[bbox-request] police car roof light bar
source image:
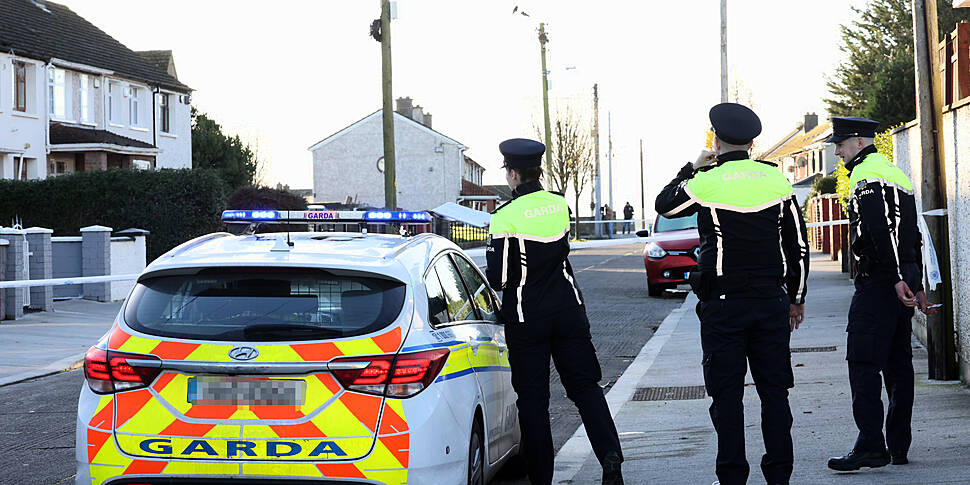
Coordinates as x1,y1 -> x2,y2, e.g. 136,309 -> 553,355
221,209 -> 432,225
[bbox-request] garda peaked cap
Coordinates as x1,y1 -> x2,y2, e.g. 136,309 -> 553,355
500,138 -> 545,169
710,103 -> 762,145
827,116 -> 879,143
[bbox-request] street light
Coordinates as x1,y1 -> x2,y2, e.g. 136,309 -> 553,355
512,6 -> 553,173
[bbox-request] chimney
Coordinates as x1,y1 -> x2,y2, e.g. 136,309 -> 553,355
411,105 -> 425,125
395,97 -> 413,116
804,112 -> 818,133
423,112 -> 432,129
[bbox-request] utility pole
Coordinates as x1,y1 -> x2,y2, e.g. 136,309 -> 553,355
593,84 -> 602,237
912,0 -> 957,379
380,0 -> 396,211
607,111 -> 614,214
539,23 -> 553,172
640,139 -> 646,231
720,0 -> 729,102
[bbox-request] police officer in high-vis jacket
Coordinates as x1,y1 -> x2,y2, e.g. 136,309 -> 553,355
655,104 -> 810,485
826,117 -> 936,472
486,138 -> 623,485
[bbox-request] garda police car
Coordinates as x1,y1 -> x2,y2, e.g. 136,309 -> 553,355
76,210 -> 519,485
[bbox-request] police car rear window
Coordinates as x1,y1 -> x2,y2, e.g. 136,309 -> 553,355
124,268 -> 405,342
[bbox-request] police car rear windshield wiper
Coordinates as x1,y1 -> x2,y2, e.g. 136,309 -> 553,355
241,324 -> 343,339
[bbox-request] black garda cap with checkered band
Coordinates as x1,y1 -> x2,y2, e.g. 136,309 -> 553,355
827,117 -> 879,143
709,103 -> 762,145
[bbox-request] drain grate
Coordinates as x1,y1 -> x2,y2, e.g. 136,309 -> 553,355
632,386 -> 707,401
791,346 -> 837,353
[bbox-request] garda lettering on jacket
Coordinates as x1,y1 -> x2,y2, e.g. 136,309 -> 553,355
138,438 -> 347,458
720,171 -> 767,182
524,204 -> 562,219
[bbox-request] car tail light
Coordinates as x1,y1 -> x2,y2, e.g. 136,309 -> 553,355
331,348 -> 449,398
84,347 -> 162,394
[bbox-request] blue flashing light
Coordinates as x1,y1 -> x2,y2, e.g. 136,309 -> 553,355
222,210 -> 279,221
363,211 -> 431,222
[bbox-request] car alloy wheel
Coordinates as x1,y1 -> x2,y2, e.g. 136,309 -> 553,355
468,418 -> 485,485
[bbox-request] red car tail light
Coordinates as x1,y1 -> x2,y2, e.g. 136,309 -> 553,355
331,348 -> 449,398
84,347 -> 162,394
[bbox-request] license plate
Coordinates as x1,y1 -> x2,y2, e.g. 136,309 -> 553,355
187,376 -> 306,406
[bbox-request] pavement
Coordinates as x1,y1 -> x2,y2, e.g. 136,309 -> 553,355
0,299 -> 121,386
554,253 -> 970,484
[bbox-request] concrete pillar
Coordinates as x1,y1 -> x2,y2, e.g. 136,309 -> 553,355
81,225 -> 112,302
24,227 -> 54,311
0,228 -> 27,320
0,239 -> 7,320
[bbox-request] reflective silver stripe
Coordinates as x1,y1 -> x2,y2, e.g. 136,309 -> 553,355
489,228 -> 570,243
684,185 -> 794,214
778,203 -> 788,279
563,261 -> 583,305
517,238 -> 527,322
892,187 -> 904,280
788,197 -> 808,301
500,237 -> 509,289
663,197 -> 695,217
882,184 -> 902,279
712,208 -> 724,276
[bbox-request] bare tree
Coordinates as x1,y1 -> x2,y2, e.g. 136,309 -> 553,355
536,107 -> 593,238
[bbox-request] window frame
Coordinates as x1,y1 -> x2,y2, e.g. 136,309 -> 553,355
448,252 -> 500,324
79,73 -> 92,124
423,250 -> 484,329
129,86 -> 140,126
159,92 -> 170,133
13,61 -> 27,112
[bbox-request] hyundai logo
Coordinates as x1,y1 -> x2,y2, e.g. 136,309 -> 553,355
229,346 -> 259,361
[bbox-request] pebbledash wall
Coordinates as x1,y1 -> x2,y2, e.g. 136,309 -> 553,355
892,97 -> 970,384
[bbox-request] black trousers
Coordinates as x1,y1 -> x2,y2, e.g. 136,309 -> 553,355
506,306 -> 622,485
698,295 -> 794,485
846,276 -> 915,455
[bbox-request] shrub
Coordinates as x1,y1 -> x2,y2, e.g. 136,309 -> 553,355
0,168 -> 228,262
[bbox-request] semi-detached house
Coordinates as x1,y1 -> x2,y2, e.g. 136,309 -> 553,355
0,0 -> 192,180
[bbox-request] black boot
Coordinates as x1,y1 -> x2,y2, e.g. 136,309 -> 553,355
601,451 -> 624,485
827,449 -> 890,471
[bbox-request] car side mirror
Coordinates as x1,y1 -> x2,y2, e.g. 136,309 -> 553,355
636,229 -> 651,238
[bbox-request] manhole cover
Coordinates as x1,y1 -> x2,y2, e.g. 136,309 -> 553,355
791,346 -> 837,353
632,386 -> 707,401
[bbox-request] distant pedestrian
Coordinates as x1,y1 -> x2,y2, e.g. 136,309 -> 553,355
605,205 -> 614,238
622,202 -> 634,234
825,117 -> 937,473
656,103 -> 810,485
486,138 -> 624,485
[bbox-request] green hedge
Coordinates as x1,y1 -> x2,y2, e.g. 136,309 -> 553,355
0,169 -> 228,262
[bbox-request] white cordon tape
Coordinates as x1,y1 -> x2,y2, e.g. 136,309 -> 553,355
0,273 -> 140,289
805,219 -> 849,228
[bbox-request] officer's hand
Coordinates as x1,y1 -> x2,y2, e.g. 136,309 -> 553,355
789,304 -> 804,332
894,281 -> 918,307
916,291 -> 938,315
693,150 -> 716,169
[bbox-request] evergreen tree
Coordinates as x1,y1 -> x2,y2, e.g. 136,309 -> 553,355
825,0 -> 970,126
191,107 -> 260,190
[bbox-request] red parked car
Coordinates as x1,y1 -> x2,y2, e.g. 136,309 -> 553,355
640,213 -> 700,297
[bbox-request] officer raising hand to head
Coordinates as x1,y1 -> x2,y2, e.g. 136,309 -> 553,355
656,103 -> 810,485
486,139 -> 623,485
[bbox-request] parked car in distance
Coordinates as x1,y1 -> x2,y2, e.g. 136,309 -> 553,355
640,213 -> 700,297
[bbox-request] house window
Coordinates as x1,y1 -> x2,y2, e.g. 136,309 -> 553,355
14,61 -> 27,112
130,86 -> 140,126
80,74 -> 92,123
108,82 -> 116,123
159,93 -> 170,133
49,68 -> 68,119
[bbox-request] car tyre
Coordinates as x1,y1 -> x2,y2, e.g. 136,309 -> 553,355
468,416 -> 485,485
648,282 -> 664,297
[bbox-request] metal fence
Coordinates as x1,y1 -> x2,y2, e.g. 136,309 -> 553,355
439,220 -> 489,249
